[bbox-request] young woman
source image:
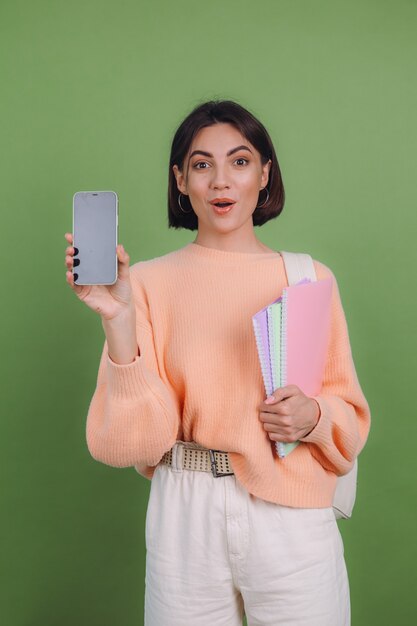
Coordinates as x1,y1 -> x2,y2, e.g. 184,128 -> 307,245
64,99 -> 371,626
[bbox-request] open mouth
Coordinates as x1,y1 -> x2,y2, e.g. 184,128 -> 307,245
211,199 -> 236,214
213,202 -> 233,208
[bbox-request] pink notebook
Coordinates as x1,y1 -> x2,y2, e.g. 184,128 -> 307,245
283,277 -> 333,396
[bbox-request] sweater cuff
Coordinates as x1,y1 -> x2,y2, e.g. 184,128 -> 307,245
106,353 -> 156,402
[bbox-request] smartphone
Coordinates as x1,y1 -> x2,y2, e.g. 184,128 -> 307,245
72,190 -> 118,285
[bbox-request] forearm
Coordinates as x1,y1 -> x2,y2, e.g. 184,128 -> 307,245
101,306 -> 139,365
86,325 -> 181,468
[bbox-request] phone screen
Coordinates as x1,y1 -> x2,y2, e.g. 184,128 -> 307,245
72,191 -> 118,285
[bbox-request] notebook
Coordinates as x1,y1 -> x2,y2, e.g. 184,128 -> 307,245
252,276 -> 333,458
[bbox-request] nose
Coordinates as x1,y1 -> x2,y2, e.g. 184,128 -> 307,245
209,165 -> 230,190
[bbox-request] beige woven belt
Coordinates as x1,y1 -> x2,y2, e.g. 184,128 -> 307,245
159,441 -> 234,478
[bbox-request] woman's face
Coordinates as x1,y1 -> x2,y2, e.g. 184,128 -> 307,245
173,123 -> 271,236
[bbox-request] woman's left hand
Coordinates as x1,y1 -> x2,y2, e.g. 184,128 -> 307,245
258,385 -> 321,443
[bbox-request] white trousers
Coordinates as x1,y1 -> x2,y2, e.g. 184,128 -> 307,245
144,445 -> 350,626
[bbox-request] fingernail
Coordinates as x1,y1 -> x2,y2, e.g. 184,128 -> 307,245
73,273 -> 78,281
265,395 -> 275,404
73,247 -> 79,255
73,258 -> 80,267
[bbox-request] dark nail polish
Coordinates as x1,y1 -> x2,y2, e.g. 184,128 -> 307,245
73,247 -> 79,255
73,273 -> 78,281
73,258 -> 80,267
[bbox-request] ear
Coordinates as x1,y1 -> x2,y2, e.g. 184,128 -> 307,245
172,164 -> 187,194
260,159 -> 272,189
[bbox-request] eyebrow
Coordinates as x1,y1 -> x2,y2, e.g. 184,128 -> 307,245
188,145 -> 253,159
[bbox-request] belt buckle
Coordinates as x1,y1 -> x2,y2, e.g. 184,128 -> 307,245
209,449 -> 234,478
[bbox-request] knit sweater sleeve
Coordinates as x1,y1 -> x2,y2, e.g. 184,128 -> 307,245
299,261 -> 371,476
85,264 -> 180,468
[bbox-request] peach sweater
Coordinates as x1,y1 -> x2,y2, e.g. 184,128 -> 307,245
86,242 -> 371,508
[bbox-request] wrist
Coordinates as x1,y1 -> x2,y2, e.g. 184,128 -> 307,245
102,307 -> 139,364
101,301 -> 136,325
305,399 -> 321,436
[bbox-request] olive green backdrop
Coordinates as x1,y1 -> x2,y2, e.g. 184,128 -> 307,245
1,0 -> 416,624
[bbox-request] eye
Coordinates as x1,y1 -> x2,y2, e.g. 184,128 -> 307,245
235,158 -> 249,166
193,161 -> 209,169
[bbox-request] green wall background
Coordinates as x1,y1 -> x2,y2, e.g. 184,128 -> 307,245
1,1 -> 416,624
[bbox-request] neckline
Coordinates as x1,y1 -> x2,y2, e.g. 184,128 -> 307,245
185,242 -> 281,259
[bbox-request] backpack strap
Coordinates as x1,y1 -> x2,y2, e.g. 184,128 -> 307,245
280,251 -> 317,285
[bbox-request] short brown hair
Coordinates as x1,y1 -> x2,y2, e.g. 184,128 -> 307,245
167,99 -> 285,230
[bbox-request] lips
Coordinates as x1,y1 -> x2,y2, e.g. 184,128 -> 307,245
210,197 -> 236,207
210,197 -> 236,215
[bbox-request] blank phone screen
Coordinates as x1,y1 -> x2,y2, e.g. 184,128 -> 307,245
73,191 -> 118,285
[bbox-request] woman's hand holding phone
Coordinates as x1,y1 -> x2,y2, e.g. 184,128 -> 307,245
65,232 -> 139,364
65,232 -> 133,319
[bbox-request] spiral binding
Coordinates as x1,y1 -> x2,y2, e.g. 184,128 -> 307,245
280,288 -> 288,389
274,289 -> 288,458
266,306 -> 276,391
252,317 -> 273,397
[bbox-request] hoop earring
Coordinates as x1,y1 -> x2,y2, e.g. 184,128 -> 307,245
256,187 -> 269,209
178,193 -> 193,213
